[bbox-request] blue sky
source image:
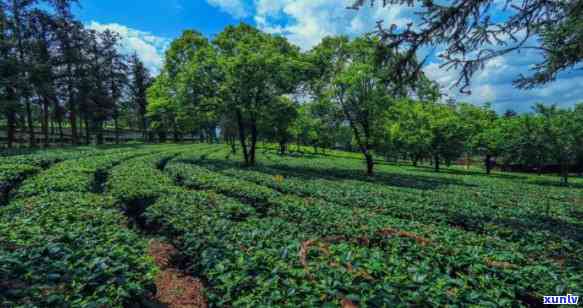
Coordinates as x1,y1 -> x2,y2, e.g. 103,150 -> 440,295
73,0 -> 583,113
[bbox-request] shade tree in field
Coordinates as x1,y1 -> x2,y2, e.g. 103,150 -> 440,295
385,99 -> 432,166
308,35 -> 425,175
458,103 -> 501,174
534,103 -> 583,184
388,100 -> 468,172
213,24 -> 306,166
149,24 -> 307,164
258,96 -> 299,155
147,30 -> 220,142
128,53 -> 153,140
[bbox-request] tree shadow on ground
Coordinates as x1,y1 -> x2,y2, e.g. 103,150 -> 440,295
525,179 -> 583,190
450,210 -> 583,269
449,210 -> 583,243
185,158 -> 476,191
411,165 -> 527,181
0,143 -> 149,158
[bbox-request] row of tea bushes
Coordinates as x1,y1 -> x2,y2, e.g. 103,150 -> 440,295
0,164 -> 40,204
15,148 -> 159,198
105,145 -> 220,207
0,193 -> 157,307
0,147 -> 175,306
161,158 -> 575,307
0,147 -> 113,205
106,152 -> 180,205
203,160 -> 582,264
0,147 -> 100,168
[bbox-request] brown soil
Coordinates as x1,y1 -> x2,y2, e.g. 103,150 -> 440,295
148,240 -> 207,308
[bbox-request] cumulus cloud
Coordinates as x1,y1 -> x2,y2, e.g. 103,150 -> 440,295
86,3 -> 583,111
86,21 -> 170,74
213,1 -> 579,111
254,0 -> 412,50
424,49 -> 583,112
206,0 -> 250,19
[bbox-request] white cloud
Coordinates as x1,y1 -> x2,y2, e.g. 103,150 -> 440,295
246,1 -> 583,111
206,0 -> 250,18
86,21 -> 170,74
254,0 -> 412,50
424,49 -> 583,112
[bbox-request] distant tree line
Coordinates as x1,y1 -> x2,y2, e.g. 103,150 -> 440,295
0,0 -> 153,147
2,2 -> 582,184
148,24 -> 583,184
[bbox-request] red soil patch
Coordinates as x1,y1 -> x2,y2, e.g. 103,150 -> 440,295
149,240 -> 207,308
341,298 -> 358,308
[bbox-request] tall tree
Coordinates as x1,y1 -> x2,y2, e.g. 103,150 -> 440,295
214,23 -> 304,166
535,104 -> 582,184
0,3 -> 19,148
310,36 -> 421,175
128,53 -> 152,140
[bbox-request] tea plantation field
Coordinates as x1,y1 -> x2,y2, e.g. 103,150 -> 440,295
1,144 -> 581,307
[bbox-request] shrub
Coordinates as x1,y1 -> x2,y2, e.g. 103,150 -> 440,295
0,192 -> 157,306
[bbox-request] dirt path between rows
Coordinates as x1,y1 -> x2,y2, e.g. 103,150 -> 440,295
148,240 -> 207,308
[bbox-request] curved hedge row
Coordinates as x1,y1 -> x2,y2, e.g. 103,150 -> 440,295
0,192 -> 157,307
204,161 -> 583,262
0,146 -> 195,307
0,164 -> 40,204
16,149 -> 156,198
161,158 -> 578,307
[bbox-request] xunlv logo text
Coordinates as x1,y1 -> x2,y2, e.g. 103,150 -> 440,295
543,294 -> 579,305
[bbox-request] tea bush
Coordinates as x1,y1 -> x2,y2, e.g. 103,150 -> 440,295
0,192 -> 156,306
1,144 -> 580,307
158,150 -> 581,307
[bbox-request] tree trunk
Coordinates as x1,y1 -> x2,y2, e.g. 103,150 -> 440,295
96,122 -> 104,145
365,153 -> 374,176
485,154 -> 492,175
6,110 -> 16,149
235,110 -> 249,165
249,119 -> 257,166
296,137 -> 301,153
560,161 -> 569,185
84,117 -> 90,145
173,124 -> 179,143
141,114 -> 147,141
230,137 -> 237,154
58,120 -> 64,145
114,118 -> 120,144
42,98 -> 49,147
434,154 -> 440,172
68,87 -> 78,145
25,98 -> 35,147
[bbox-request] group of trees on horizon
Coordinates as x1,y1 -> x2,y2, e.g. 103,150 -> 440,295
147,23 -> 583,183
0,0 -> 153,148
2,1 -> 583,184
